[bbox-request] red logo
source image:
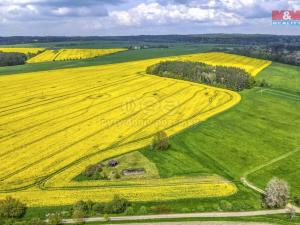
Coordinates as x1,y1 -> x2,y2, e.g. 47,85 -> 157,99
272,10 -> 300,20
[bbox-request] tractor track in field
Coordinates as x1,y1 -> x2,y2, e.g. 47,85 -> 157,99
40,91 -> 234,191
0,77 -> 161,140
0,73 -> 135,108
0,89 -> 235,192
0,84 -> 193,182
0,75 -> 145,124
40,88 -> 215,190
0,65 -> 128,97
257,87 -> 300,101
0,74 -> 140,115
241,147 -> 300,195
0,80 -> 179,159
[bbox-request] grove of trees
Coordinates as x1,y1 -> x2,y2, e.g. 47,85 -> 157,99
146,61 -> 255,91
0,52 -> 27,67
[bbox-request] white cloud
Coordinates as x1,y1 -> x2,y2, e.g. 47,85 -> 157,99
1,0 -> 300,35
51,6 -> 92,16
109,2 -> 242,27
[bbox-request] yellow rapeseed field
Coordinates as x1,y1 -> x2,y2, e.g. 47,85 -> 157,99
0,47 -> 45,55
27,48 -> 127,63
173,52 -> 271,76
0,53 -> 270,206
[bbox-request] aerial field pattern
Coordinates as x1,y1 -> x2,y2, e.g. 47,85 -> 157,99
27,48 -> 127,63
0,53 -> 271,206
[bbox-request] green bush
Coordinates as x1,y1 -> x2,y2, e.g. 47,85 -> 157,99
104,195 -> 131,214
232,201 -> 255,211
256,79 -> 271,88
92,203 -> 105,214
0,197 -> 27,219
85,200 -> 95,212
27,218 -> 47,225
219,200 -> 232,211
138,206 -> 147,215
82,163 -> 103,178
103,214 -> 110,221
211,203 -> 221,211
47,213 -> 62,225
7,218 -> 47,225
294,196 -> 300,206
3,219 -> 15,225
72,209 -> 85,224
181,207 -> 189,213
151,131 -> 169,150
196,205 -> 205,212
124,206 -> 134,215
150,205 -> 171,214
70,196 -> 131,216
72,201 -> 88,215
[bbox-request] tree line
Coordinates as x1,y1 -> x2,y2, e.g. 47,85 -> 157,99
212,46 -> 300,67
1,34 -> 300,46
146,61 -> 255,91
230,47 -> 300,66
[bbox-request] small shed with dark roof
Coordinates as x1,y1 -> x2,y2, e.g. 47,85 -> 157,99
108,159 -> 118,167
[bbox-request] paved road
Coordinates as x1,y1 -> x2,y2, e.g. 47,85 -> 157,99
62,208 -> 290,224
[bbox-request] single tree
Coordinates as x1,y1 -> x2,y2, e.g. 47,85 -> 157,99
151,131 -> 169,150
264,177 -> 289,208
0,196 -> 27,219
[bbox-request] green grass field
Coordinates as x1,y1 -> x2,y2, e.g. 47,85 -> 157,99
142,62 -> 300,197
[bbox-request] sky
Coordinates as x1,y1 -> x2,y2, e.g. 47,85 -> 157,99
0,0 -> 300,36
